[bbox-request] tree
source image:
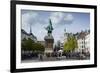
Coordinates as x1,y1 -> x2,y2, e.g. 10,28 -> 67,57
32,43 -> 45,53
63,35 -> 78,52
21,38 -> 34,51
21,38 -> 27,50
21,38 -> 45,53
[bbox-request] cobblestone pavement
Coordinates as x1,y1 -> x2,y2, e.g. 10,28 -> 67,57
22,56 -> 90,63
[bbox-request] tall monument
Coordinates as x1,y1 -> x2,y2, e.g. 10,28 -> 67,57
44,19 -> 54,54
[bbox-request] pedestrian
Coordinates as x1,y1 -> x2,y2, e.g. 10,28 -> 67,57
40,54 -> 43,61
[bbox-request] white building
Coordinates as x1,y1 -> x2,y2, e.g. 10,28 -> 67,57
63,29 -> 90,53
77,37 -> 85,52
85,33 -> 90,53
77,31 -> 90,53
77,31 -> 86,52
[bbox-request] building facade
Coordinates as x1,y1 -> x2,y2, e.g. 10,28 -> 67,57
77,31 -> 90,53
85,33 -> 90,53
77,38 -> 85,52
21,29 -> 37,42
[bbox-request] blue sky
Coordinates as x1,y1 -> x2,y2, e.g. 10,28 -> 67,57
21,10 -> 90,43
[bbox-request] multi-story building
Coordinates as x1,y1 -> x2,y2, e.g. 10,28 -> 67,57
76,30 -> 90,53
77,37 -> 85,52
21,29 -> 37,42
61,28 -> 90,53
85,33 -> 90,53
21,28 -> 37,57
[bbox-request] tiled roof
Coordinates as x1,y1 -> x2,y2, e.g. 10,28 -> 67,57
77,31 -> 90,39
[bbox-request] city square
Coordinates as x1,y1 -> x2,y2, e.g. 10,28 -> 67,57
21,10 -> 90,62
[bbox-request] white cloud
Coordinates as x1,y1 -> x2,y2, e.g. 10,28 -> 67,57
22,12 -> 38,25
31,22 -> 47,41
50,12 -> 74,26
22,12 -> 38,32
64,13 -> 74,23
50,12 -> 64,25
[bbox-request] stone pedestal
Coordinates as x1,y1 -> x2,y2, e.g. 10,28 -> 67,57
44,35 -> 54,53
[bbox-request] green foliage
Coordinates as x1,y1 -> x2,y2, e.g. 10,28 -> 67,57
21,38 -> 27,50
21,38 -> 34,51
21,38 -> 45,53
63,36 -> 78,52
32,43 -> 45,53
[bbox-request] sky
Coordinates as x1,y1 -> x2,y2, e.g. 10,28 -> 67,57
21,10 -> 90,43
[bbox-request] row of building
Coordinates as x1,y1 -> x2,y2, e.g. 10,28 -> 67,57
21,27 -> 90,54
21,29 -> 45,46
64,29 -> 90,53
77,31 -> 90,53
